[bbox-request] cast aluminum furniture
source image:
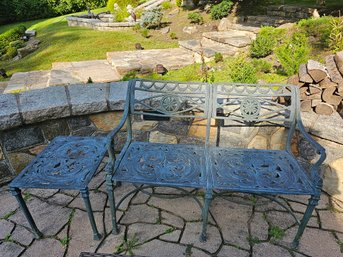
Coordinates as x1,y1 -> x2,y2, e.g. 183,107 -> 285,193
9,136 -> 107,240
106,79 -> 326,248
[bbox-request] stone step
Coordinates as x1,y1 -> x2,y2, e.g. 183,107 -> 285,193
235,15 -> 297,27
178,39 -> 238,59
106,48 -> 195,75
49,60 -> 120,86
202,30 -> 256,48
218,18 -> 260,34
135,0 -> 165,10
5,70 -> 51,93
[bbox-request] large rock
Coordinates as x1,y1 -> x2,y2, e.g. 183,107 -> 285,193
0,161 -> 14,184
108,81 -> 128,110
323,158 -> 343,202
19,86 -> 70,124
68,83 -> 109,115
17,39 -> 40,59
183,26 -> 198,34
8,152 -> 34,174
2,126 -> 45,151
0,93 -> 22,130
89,112 -> 124,132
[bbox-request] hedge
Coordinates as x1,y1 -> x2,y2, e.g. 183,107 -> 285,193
0,0 -> 106,25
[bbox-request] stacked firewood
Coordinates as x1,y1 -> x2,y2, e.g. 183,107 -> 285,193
287,51 -> 343,115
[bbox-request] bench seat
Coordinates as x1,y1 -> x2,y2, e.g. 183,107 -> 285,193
211,148 -> 315,195
113,142 -> 315,195
113,142 -> 207,188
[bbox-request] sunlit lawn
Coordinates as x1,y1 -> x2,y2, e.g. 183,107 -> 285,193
0,8 -> 178,78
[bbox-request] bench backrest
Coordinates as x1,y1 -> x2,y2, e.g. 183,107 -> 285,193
128,79 -> 298,149
130,79 -> 210,119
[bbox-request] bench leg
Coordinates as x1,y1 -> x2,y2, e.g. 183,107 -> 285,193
9,187 -> 43,239
292,195 -> 319,248
80,189 -> 102,240
200,190 -> 213,242
106,179 -> 119,234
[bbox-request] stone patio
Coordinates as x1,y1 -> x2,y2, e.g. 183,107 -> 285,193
1,167 -> 342,257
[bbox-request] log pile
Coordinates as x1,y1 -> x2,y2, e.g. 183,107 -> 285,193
288,51 -> 343,115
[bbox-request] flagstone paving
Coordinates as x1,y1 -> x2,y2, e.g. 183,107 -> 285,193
0,167 -> 343,257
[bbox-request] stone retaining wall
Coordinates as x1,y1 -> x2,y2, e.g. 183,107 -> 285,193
0,82 -> 343,202
67,16 -> 137,31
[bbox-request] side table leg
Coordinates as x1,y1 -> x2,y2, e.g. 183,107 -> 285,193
9,187 -> 43,239
80,188 -> 101,240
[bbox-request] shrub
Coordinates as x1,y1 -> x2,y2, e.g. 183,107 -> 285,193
140,8 -> 163,28
161,1 -> 173,10
214,52 -> 223,63
251,58 -> 272,73
210,0 -> 233,20
1,46 -> 18,60
328,17 -> 343,53
275,31 -> 311,76
140,28 -> 150,38
226,54 -> 257,83
188,12 -> 204,24
297,16 -> 334,48
9,40 -> 25,49
122,71 -> 137,80
107,0 -> 139,21
176,0 -> 182,7
170,32 -> 177,39
0,25 -> 26,56
250,26 -> 285,58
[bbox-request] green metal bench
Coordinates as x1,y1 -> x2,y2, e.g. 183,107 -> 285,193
105,79 -> 326,248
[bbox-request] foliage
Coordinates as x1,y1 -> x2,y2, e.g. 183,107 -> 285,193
251,58 -> 272,73
188,12 -> 204,25
0,0 -> 106,24
298,16 -> 334,48
176,0 -> 182,7
122,71 -> 137,80
210,0 -> 234,20
140,28 -> 150,38
59,236 -> 71,247
107,0 -> 139,21
226,54 -> 258,83
170,32 -> 177,39
328,17 -> 343,53
275,31 -> 311,76
214,52 -> 223,63
268,225 -> 284,240
115,234 -> 139,255
9,40 -> 25,49
0,25 -> 26,55
133,23 -> 141,32
250,26 -> 285,58
140,8 -> 163,28
161,1 -> 173,10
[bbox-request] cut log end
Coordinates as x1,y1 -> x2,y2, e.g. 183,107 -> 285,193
315,103 -> 335,115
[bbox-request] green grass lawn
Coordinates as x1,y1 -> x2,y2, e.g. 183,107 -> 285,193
0,8 -> 178,79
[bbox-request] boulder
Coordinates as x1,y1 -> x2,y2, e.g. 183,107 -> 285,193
183,26 -> 198,34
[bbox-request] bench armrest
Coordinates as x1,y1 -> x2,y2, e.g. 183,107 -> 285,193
105,82 -> 132,176
296,114 -> 326,183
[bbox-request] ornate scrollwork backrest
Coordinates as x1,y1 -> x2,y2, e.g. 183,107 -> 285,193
213,83 -> 296,125
130,79 -> 210,119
